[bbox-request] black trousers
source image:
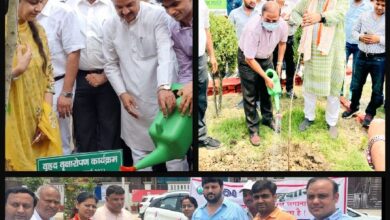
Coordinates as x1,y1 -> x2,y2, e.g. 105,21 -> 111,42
73,70 -> 122,152
238,49 -> 274,135
273,35 -> 296,92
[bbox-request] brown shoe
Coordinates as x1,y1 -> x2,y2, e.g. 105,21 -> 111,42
250,134 -> 261,146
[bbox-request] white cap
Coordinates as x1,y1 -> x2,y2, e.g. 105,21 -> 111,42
240,180 -> 255,192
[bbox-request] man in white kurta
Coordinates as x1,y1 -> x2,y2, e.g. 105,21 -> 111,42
103,0 -> 188,171
37,0 -> 84,155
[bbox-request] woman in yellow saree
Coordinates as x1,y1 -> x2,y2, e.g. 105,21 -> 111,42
6,0 -> 62,171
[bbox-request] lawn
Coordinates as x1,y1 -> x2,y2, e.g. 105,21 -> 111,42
199,74 -> 385,171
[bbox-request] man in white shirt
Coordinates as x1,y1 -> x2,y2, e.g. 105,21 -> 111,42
93,185 -> 132,220
103,0 -> 188,171
37,0 -> 84,155
66,0 -> 123,153
31,185 -> 61,220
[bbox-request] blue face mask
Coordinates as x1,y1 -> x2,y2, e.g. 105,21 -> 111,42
262,21 -> 279,31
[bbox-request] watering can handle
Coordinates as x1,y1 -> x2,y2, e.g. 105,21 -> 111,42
172,89 -> 180,99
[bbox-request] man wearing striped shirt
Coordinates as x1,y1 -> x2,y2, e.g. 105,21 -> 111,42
341,0 -> 385,128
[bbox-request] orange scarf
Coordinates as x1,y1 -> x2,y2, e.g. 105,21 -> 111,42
316,0 -> 331,45
298,0 -> 337,61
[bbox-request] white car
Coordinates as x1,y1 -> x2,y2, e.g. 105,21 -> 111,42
143,191 -> 189,220
139,195 -> 159,219
347,207 -> 381,220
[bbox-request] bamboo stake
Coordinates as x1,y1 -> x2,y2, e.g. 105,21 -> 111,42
5,0 -> 18,111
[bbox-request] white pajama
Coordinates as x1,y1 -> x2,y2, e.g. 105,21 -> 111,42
303,91 -> 340,126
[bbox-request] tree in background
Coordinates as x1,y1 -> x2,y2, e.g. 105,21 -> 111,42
63,177 -> 96,219
22,177 -> 47,192
5,0 -> 17,113
209,13 -> 238,116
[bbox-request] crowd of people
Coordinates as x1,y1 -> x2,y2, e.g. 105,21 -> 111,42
5,177 -> 353,220
201,0 -> 386,146
189,177 -> 352,220
5,184 -> 132,220
5,0 -> 193,171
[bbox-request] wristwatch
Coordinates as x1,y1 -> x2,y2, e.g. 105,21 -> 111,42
61,91 -> 73,98
320,13 -> 326,23
158,84 -> 171,91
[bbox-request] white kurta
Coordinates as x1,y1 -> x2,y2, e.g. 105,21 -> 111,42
92,205 -> 132,220
103,2 -> 177,151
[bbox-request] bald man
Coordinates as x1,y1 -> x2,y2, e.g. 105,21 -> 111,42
31,185 -> 61,220
238,1 -> 288,146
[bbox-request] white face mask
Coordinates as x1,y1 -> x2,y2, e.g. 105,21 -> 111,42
262,21 -> 279,31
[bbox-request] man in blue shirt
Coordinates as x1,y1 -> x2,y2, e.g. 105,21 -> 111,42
192,177 -> 249,220
342,0 -> 385,128
227,0 -> 243,15
342,0 -> 372,98
306,178 -> 352,220
228,0 -> 258,40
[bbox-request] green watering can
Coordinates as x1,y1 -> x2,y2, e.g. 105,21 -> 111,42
120,83 -> 192,171
266,69 -> 282,112
266,69 -> 282,133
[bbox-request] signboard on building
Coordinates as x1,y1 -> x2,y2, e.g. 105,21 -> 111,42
190,177 -> 348,220
37,150 -> 123,171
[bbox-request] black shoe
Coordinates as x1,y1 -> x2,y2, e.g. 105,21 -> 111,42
299,118 -> 314,131
286,90 -> 297,99
341,108 -> 359,119
362,114 -> 373,128
199,137 -> 221,149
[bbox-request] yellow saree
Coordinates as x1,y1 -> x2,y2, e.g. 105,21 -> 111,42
5,21 -> 62,171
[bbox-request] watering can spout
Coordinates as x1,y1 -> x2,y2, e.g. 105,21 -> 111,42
133,144 -> 170,170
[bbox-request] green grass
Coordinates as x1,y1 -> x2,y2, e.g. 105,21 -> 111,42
208,102 -> 372,171
203,76 -> 382,171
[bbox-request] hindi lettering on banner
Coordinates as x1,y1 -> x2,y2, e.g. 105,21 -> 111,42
189,177 -> 347,219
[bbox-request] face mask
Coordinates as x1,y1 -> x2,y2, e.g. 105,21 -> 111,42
262,21 -> 279,31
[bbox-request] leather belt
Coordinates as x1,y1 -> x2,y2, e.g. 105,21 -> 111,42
54,74 -> 65,81
79,69 -> 104,74
359,51 -> 385,58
